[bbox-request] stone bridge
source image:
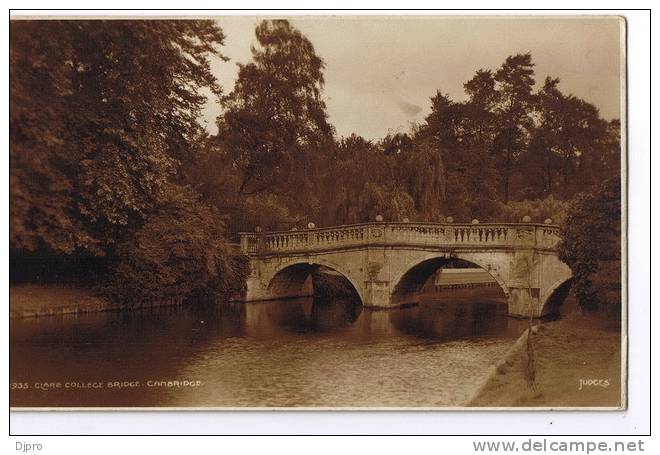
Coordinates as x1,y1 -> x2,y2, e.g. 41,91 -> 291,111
236,221 -> 573,318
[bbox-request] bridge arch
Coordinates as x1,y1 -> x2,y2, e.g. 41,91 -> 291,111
539,276 -> 574,316
265,259 -> 365,305
390,253 -> 510,303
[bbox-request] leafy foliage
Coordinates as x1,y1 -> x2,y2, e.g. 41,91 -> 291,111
104,187 -> 248,304
10,20 -> 251,305
523,77 -> 611,199
10,20 -> 226,255
496,196 -> 570,225
558,177 -> 621,310
355,183 -> 416,223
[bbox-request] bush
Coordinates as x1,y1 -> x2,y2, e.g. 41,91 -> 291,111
495,195 -> 570,225
103,187 -> 248,305
558,177 -> 621,311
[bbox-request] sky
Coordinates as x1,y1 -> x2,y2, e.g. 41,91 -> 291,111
201,16 -> 624,140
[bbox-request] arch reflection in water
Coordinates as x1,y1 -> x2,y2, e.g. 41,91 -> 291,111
390,298 -> 527,341
242,288 -> 528,342
392,270 -> 532,340
246,296 -> 362,334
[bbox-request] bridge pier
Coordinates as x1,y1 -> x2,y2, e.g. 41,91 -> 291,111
507,287 -> 543,318
363,280 -> 399,309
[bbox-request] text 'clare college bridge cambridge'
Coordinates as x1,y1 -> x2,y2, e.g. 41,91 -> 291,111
236,217 -> 573,318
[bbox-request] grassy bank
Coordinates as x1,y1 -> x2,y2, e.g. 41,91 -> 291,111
468,313 -> 623,408
10,284 -> 188,319
10,284 -> 112,318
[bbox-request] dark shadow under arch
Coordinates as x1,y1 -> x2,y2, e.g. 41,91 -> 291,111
391,257 -> 507,306
267,263 -> 362,304
542,278 -> 574,317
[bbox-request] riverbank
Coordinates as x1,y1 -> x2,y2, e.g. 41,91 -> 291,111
468,313 -> 623,408
10,284 -> 187,319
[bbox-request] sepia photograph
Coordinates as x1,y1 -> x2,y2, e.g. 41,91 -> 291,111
9,14 -> 626,410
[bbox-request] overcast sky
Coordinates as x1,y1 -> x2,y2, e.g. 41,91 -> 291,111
201,16 -> 623,140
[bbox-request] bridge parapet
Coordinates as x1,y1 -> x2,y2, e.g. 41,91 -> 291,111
239,222 -> 561,256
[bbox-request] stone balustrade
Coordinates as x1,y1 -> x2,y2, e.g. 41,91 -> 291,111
239,222 -> 561,255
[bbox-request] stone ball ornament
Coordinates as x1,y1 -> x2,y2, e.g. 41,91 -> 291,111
522,215 -> 532,223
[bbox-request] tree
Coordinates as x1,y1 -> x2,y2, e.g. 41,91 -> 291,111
218,19 -> 333,197
416,88 -> 497,221
492,53 -> 536,203
355,182 -> 416,222
318,134 -> 376,225
464,69 -> 498,114
10,20 -> 226,256
558,177 -> 621,310
574,118 -> 620,192
397,137 -> 446,220
524,77 -> 608,198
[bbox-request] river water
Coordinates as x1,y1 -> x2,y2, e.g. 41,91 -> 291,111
10,288 -> 531,408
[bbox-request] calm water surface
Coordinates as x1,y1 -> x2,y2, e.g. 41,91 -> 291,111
11,290 -> 530,407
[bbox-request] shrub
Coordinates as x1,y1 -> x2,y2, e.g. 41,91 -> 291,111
558,177 -> 621,311
495,195 -> 570,225
104,186 -> 248,305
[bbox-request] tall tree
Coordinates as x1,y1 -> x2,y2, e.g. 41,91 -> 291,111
524,77 -> 609,198
492,53 -> 536,203
10,20 -> 226,255
416,88 -> 498,221
218,19 -> 333,198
